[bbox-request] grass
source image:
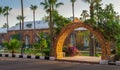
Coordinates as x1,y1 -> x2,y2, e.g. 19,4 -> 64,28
80,51 -> 101,57
2,48 -> 50,56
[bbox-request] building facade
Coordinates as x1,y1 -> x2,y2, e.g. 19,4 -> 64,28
0,20 -> 88,49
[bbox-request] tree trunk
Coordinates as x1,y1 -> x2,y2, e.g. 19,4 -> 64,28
7,15 -> 9,30
72,2 -> 74,22
49,5 -> 54,56
33,11 -> 35,29
71,2 -> 76,46
20,21 -> 21,30
89,33 -> 95,56
33,10 -> 35,44
20,0 -> 24,55
90,3 -> 94,19
12,50 -> 15,56
89,2 -> 95,56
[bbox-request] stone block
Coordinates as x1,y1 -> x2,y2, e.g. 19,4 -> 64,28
100,60 -> 108,65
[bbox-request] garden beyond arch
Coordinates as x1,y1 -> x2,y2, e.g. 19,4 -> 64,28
53,20 -> 111,60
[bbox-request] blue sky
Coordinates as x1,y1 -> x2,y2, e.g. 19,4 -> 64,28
0,0 -> 120,27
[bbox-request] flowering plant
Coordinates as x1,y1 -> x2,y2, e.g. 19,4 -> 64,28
63,45 -> 80,56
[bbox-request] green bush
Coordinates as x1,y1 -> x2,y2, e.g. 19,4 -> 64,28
33,43 -> 40,49
117,46 -> 120,55
3,39 -> 21,55
114,54 -> 120,61
95,54 -> 101,57
43,49 -> 50,56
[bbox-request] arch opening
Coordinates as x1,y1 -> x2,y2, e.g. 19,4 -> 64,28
25,35 -> 30,48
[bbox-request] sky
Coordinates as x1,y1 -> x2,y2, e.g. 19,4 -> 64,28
0,0 -> 120,27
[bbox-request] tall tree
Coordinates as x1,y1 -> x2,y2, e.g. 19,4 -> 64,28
96,4 -> 120,56
70,0 -> 76,22
2,23 -> 8,28
17,15 -> 25,30
30,5 -> 38,29
3,6 -> 12,30
40,0 -> 63,55
20,0 -> 24,54
52,11 -> 70,34
0,7 -> 2,15
21,0 -> 24,30
70,0 -> 76,46
81,10 -> 89,21
82,0 -> 101,21
82,0 -> 102,56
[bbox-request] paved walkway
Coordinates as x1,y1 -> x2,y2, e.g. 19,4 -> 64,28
58,56 -> 101,64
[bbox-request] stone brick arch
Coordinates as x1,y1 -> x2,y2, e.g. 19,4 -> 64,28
54,21 -> 111,60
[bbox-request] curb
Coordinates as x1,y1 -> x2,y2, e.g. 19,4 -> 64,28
56,59 -> 99,64
0,53 -> 55,60
0,53 -> 120,66
100,60 -> 120,66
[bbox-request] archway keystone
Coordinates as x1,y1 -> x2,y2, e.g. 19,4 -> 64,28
53,21 -> 111,60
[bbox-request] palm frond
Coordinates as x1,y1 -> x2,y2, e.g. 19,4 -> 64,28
40,0 -> 50,10
0,7 -> 2,14
82,0 -> 90,3
56,2 -> 64,8
70,0 -> 76,2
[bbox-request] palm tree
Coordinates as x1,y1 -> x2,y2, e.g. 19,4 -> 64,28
70,0 -> 76,47
82,0 -> 102,56
17,15 -> 25,30
40,0 -> 63,55
70,0 -> 76,22
2,23 -> 8,28
82,0 -> 101,20
0,7 -> 2,15
20,0 -> 24,54
3,6 -> 12,30
21,0 -> 24,31
81,10 -> 89,21
30,5 -> 38,29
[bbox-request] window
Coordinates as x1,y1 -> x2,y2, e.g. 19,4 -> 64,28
26,23 -> 32,28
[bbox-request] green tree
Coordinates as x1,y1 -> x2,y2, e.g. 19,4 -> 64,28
16,15 -> 25,55
42,15 -> 49,22
70,0 -> 76,22
81,10 -> 89,21
20,0 -> 24,54
3,39 -> 21,55
34,32 -> 48,55
96,4 -> 120,41
40,0 -> 63,55
17,15 -> 25,30
2,23 -> 9,28
70,0 -> 77,47
92,3 -> 120,58
82,0 -> 102,56
3,6 -> 12,30
30,5 -> 38,29
0,6 -> 2,15
82,0 -> 101,21
12,33 -> 21,40
52,11 -> 71,34
116,34 -> 120,54
21,0 -> 24,31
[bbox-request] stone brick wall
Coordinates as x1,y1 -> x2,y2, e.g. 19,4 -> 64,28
0,29 -> 50,45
